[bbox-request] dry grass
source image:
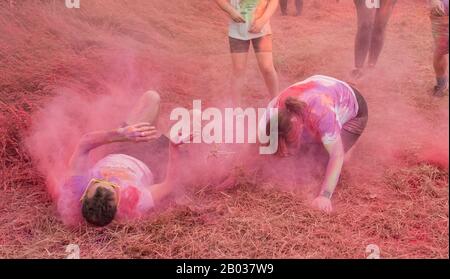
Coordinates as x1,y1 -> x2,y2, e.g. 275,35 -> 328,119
0,0 -> 448,258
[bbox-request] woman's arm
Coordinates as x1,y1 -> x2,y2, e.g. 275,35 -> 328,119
68,123 -> 158,176
215,0 -> 246,23
258,0 -> 280,24
249,0 -> 279,33
312,136 -> 345,213
58,123 -> 157,225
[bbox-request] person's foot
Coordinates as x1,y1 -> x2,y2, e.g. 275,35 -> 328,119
295,12 -> 302,17
433,84 -> 449,97
281,12 -> 288,16
433,77 -> 449,97
350,68 -> 364,80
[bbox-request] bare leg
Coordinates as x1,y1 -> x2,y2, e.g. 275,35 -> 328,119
434,52 -> 449,78
368,0 -> 397,67
280,0 -> 288,15
254,36 -> 279,98
256,52 -> 279,98
126,90 -> 161,126
433,51 -> 449,96
353,0 -> 376,70
295,0 -> 303,16
231,52 -> 249,106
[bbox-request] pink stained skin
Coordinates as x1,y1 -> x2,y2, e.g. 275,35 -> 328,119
118,186 -> 140,219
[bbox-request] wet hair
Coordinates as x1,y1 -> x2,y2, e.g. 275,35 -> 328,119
81,186 -> 117,227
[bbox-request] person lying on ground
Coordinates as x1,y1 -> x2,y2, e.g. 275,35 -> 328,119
57,91 -> 181,227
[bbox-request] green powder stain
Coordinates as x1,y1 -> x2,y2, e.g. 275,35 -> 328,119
239,0 -> 259,23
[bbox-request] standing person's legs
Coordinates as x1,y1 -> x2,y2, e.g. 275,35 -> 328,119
295,0 -> 304,16
433,50 -> 449,96
352,0 -> 376,78
280,0 -> 288,16
368,0 -> 397,67
431,15 -> 449,96
253,35 -> 279,98
229,37 -> 251,106
433,51 -> 448,79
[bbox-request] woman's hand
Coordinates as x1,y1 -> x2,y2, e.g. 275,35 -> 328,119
230,9 -> 246,23
312,196 -> 333,213
249,18 -> 266,33
117,122 -> 159,142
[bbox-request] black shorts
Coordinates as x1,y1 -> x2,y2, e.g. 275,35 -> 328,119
105,135 -> 170,184
341,87 -> 369,152
229,35 -> 273,53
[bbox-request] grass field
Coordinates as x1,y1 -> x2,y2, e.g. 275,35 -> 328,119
0,0 -> 448,258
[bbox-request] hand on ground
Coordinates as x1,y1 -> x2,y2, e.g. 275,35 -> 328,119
312,196 -> 333,214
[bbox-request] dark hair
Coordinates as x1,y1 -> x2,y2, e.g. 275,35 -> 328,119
267,97 -> 307,142
81,187 -> 117,227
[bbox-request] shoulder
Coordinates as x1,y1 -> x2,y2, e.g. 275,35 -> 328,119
57,175 -> 87,226
117,185 -> 154,219
61,175 -> 88,193
58,175 -> 89,204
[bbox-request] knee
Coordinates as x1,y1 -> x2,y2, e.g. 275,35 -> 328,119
144,90 -> 161,105
371,24 -> 386,40
259,63 -> 276,76
357,21 -> 373,35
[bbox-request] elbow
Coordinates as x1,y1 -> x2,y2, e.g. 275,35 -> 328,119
77,133 -> 94,152
79,133 -> 92,144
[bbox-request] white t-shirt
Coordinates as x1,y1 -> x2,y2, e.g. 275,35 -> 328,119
259,75 -> 359,145
229,0 -> 272,40
89,154 -> 155,219
57,154 -> 156,225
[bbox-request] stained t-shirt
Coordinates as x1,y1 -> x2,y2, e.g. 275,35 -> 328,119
229,0 -> 272,40
259,75 -> 359,146
57,154 -> 155,225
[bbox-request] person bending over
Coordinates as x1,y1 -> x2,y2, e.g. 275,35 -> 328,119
260,75 -> 369,213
